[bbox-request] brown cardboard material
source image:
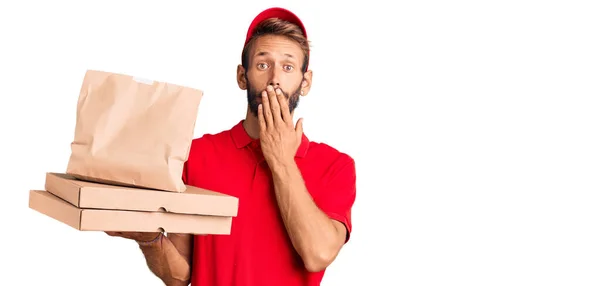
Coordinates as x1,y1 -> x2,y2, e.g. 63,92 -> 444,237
45,172 -> 238,217
29,190 -> 233,235
66,69 -> 203,193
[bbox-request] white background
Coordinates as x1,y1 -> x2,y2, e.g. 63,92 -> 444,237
1,0 -> 599,285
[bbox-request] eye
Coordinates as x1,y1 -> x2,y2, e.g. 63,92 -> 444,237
257,63 -> 269,70
283,65 -> 294,72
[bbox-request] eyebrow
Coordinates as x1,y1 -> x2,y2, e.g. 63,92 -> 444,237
255,51 -> 295,59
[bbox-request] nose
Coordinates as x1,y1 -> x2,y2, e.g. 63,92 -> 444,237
268,68 -> 281,88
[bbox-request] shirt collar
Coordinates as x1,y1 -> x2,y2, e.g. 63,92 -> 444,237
231,119 -> 310,158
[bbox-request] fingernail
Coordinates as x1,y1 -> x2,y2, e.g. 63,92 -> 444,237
276,88 -> 282,94
267,85 -> 273,91
262,91 -> 267,97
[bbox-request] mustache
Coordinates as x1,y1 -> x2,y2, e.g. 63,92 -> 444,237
255,86 -> 296,98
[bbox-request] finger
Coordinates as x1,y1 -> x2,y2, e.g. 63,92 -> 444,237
261,91 -> 273,128
105,231 -> 118,236
295,118 -> 304,141
276,88 -> 292,126
106,231 -> 125,237
267,86 -> 282,125
258,104 -> 266,132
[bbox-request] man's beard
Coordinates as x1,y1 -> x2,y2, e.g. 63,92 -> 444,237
246,81 -> 302,118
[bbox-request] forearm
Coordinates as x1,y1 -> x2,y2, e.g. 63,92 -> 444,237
138,234 -> 192,286
271,161 -> 343,272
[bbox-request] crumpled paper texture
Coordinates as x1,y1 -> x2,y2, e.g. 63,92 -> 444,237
66,70 -> 203,192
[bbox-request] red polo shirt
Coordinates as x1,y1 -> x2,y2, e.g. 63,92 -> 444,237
183,120 -> 356,286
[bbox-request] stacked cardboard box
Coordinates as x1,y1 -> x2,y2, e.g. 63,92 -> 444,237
29,173 -> 238,235
28,70 -> 238,235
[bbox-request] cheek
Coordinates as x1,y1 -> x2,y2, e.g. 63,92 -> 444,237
247,73 -> 268,88
281,76 -> 303,91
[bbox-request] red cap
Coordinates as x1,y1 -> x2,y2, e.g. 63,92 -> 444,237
243,7 -> 309,70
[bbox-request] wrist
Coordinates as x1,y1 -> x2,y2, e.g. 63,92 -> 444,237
270,159 -> 299,182
137,232 -> 163,247
270,158 -> 296,174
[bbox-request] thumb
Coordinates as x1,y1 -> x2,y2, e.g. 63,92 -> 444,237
295,118 -> 304,139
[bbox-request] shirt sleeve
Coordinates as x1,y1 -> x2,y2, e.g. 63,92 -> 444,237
182,160 -> 189,185
315,155 -> 357,243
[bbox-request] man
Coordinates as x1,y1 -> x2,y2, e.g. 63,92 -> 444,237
107,7 -> 356,286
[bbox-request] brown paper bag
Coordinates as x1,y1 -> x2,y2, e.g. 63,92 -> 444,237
66,69 -> 203,192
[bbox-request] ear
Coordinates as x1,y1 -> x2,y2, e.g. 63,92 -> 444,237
300,70 -> 313,97
237,64 -> 247,90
